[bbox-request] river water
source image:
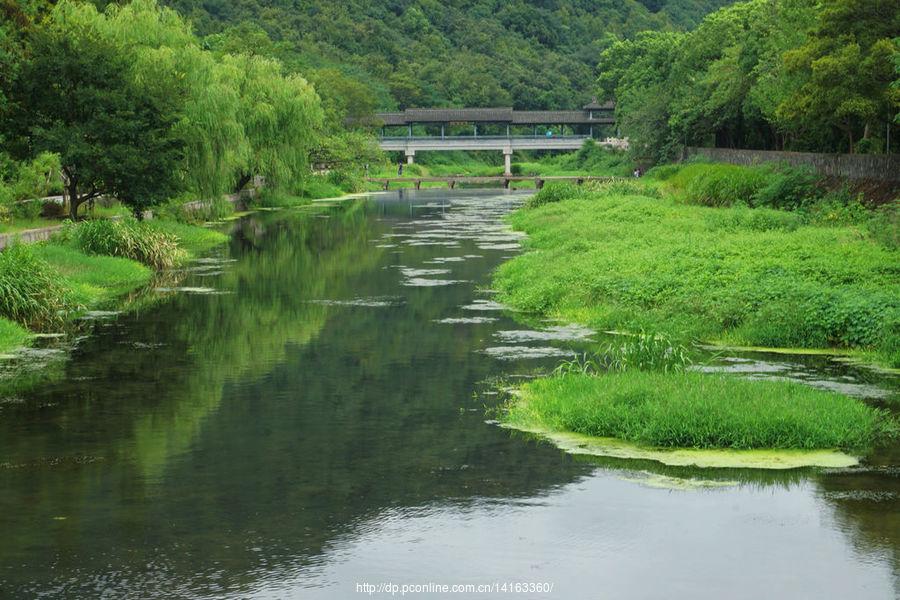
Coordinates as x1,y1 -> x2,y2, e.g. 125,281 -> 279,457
0,189 -> 897,599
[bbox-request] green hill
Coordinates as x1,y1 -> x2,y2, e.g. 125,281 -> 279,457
157,0 -> 735,111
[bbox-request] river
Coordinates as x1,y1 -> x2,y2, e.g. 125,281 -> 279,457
0,189 -> 897,598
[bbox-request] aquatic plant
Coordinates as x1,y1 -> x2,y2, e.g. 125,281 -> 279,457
554,333 -> 691,376
503,371 -> 896,451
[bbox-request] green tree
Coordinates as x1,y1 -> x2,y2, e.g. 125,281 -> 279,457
222,53 -> 323,192
11,6 -> 184,219
778,0 -> 899,152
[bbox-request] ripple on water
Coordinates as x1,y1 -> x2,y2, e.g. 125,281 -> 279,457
402,278 -> 467,287
693,358 -> 895,399
494,325 -> 595,343
434,317 -> 499,324
462,300 -> 508,312
483,346 -> 574,360
154,287 -> 231,295
307,296 -> 404,308
400,268 -> 452,278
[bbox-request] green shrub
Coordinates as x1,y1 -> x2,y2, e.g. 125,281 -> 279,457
801,190 -> 868,227
751,165 -> 819,210
503,371 -> 895,450
11,200 -> 42,220
644,164 -> 681,180
866,201 -> 898,249
674,163 -> 769,207
585,178 -> 661,199
326,169 -> 362,192
0,243 -> 78,329
57,218 -> 184,269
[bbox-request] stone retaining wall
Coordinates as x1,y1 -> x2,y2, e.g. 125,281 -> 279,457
683,147 -> 900,181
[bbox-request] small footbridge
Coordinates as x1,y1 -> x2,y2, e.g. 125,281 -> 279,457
370,102 -> 624,175
366,175 -> 620,191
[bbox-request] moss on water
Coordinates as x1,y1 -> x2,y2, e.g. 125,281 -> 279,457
503,426 -> 859,470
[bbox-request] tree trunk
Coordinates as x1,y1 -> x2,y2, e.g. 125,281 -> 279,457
67,180 -> 80,221
234,172 -> 253,194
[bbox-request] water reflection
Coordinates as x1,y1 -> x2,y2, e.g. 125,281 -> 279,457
0,189 -> 896,598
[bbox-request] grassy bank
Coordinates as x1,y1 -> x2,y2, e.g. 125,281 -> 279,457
0,218 -> 229,354
494,180 -> 899,367
0,318 -> 30,354
504,372 -> 892,451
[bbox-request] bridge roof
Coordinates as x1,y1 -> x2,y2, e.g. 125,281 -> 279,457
372,106 -> 614,126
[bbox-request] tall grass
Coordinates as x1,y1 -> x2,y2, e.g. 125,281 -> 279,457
555,333 -> 691,376
504,372 -> 894,450
0,244 -> 78,328
56,218 -> 185,269
666,162 -> 820,210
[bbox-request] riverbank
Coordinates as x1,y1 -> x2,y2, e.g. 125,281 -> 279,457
495,176 -> 899,367
494,163 -> 899,457
0,219 -> 229,355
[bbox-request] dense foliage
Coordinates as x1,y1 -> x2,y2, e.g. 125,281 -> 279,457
599,0 -> 900,160
1,0 -> 326,216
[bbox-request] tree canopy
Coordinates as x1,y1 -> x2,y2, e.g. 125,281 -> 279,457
599,0 -> 900,161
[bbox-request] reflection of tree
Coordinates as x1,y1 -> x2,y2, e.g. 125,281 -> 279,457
0,199 -> 590,595
817,456 -> 900,589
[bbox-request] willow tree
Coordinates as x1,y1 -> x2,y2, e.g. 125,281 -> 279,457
99,0 -> 248,198
222,53 -> 324,193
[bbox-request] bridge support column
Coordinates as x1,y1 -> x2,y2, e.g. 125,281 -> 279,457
503,149 -> 512,177
405,150 -> 415,165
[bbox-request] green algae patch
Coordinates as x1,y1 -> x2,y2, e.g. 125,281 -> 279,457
500,371 -> 893,468
618,472 -> 740,490
503,426 -> 859,470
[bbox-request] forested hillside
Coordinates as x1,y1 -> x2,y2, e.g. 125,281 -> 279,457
148,0 -> 736,111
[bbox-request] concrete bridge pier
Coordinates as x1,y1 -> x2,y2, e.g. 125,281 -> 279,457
405,150 -> 415,165
503,147 -> 512,177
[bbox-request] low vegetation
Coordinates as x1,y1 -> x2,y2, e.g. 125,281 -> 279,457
495,173 -> 900,366
0,318 -> 30,353
32,244 -> 152,305
503,371 -> 893,451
